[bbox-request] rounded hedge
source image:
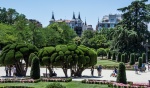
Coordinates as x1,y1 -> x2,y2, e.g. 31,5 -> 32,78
45,83 -> 66,88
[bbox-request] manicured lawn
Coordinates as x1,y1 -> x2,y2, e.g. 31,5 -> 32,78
96,59 -> 119,66
0,81 -> 109,88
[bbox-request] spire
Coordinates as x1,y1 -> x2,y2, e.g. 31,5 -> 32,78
97,18 -> 100,26
78,12 -> 81,20
52,11 -> 55,20
72,12 -> 75,19
85,17 -> 87,25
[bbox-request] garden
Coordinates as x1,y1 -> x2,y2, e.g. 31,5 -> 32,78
0,0 -> 150,88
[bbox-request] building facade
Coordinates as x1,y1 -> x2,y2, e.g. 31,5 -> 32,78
96,14 -> 122,31
49,12 -> 93,36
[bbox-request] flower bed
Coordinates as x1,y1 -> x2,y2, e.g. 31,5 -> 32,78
0,78 -> 40,83
81,79 -> 149,88
41,78 -> 72,82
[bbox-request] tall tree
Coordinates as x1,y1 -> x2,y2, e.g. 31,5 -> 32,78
117,0 -> 150,42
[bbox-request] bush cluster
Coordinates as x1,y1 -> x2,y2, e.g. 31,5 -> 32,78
45,83 -> 66,88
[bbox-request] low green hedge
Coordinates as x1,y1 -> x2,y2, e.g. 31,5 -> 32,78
0,86 -> 34,88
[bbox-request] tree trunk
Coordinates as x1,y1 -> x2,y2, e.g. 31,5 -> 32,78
15,62 -> 25,76
62,68 -> 68,77
74,68 -> 84,77
47,66 -> 53,77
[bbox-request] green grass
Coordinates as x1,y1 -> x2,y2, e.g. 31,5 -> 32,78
96,59 -> 119,66
0,81 -> 109,88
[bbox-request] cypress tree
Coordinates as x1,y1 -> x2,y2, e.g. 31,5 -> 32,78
138,57 -> 142,68
107,51 -> 111,59
117,52 -> 121,62
124,53 -> 128,63
142,53 -> 146,63
30,56 -> 40,79
121,54 -> 125,63
112,52 -> 116,61
130,53 -> 135,65
116,62 -> 127,84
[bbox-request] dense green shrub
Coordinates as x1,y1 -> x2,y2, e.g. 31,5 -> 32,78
97,48 -> 106,59
112,52 -> 116,60
116,62 -> 127,84
142,53 -> 146,63
107,51 -> 111,59
121,54 -> 125,63
45,83 -> 66,88
30,56 -> 40,79
124,53 -> 128,63
117,52 -> 121,62
129,53 -> 135,65
138,57 -> 142,68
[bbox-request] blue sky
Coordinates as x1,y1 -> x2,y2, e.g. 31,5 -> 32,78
0,0 -> 150,30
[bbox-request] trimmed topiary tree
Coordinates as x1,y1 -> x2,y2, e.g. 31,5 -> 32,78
117,52 -> 121,62
97,48 -> 106,59
112,52 -> 116,60
117,62 -> 127,84
121,54 -> 125,63
0,43 -> 38,76
38,44 -> 97,77
129,53 -> 135,65
138,57 -> 142,68
107,51 -> 111,59
30,56 -> 40,79
142,53 -> 146,63
124,53 -> 128,63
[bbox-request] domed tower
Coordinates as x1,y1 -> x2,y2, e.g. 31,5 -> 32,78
49,12 -> 55,24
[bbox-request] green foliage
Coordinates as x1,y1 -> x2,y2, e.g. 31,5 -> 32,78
20,47 -> 29,54
107,51 -> 111,59
121,54 -> 125,63
130,53 -> 135,65
56,45 -> 61,52
112,52 -> 116,60
67,44 -> 77,51
117,52 -> 121,62
50,53 -> 58,63
45,83 -> 66,88
115,0 -> 150,53
38,44 -> 97,77
97,48 -> 106,56
0,43 -> 38,76
116,62 -> 127,84
30,56 -> 40,79
59,51 -> 64,56
4,50 -> 15,65
42,57 -> 50,65
124,53 -> 128,63
142,53 -> 146,63
15,51 -> 23,60
65,51 -> 71,55
138,57 -> 142,68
